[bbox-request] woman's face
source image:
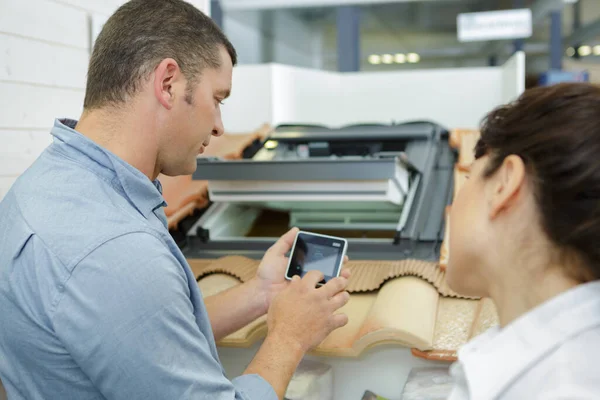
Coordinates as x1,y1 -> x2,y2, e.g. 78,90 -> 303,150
446,156 -> 493,296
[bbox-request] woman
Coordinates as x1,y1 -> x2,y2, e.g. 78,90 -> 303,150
446,82 -> 600,399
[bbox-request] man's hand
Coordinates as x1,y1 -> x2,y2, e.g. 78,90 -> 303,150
244,270 -> 351,398
254,227 -> 351,314
267,270 -> 351,353
205,227 -> 350,342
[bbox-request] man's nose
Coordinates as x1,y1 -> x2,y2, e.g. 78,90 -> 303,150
212,114 -> 224,137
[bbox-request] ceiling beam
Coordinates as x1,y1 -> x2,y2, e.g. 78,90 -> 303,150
221,0 -> 457,11
530,0 -> 565,25
565,19 -> 600,47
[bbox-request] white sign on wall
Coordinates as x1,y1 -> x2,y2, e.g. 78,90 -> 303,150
457,9 -> 532,43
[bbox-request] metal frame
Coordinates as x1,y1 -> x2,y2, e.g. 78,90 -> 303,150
182,235 -> 441,262
269,122 -> 434,142
194,158 -> 406,181
180,122 -> 455,261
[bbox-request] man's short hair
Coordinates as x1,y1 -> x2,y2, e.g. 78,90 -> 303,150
84,0 -> 237,109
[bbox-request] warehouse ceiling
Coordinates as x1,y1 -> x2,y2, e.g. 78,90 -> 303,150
277,0 -> 600,72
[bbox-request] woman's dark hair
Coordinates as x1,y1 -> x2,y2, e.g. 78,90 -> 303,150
475,83 -> 600,282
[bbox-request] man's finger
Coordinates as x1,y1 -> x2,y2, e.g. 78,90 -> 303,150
331,313 -> 349,330
330,291 -> 350,310
268,227 -> 299,255
302,270 -> 325,287
343,255 -> 349,263
340,268 -> 351,280
320,276 -> 348,297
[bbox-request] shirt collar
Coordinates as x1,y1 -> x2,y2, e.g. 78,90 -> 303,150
457,280 -> 600,398
51,119 -> 167,219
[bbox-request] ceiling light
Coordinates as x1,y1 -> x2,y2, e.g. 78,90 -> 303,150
578,45 -> 591,56
407,53 -> 420,63
566,47 -> 575,57
368,54 -> 381,65
394,53 -> 406,63
594,45 -> 600,56
382,54 -> 394,64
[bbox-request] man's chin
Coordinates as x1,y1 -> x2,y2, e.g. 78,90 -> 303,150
161,162 -> 198,178
183,161 -> 198,176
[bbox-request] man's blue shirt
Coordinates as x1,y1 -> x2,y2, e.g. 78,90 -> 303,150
0,119 -> 275,400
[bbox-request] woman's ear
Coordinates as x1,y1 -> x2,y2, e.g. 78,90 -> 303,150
488,155 -> 526,219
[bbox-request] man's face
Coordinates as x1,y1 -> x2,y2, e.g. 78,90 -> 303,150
159,46 -> 233,177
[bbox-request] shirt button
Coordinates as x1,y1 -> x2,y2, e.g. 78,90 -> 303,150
57,284 -> 64,291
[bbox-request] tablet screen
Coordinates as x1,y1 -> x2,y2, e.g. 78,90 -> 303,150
287,232 -> 346,280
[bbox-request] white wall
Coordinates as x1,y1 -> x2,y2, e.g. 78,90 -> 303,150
501,51 -> 526,104
337,68 -> 503,128
271,66 -> 341,126
225,65 -> 275,132
0,0 -> 91,200
221,60 -> 523,133
0,0 -> 209,200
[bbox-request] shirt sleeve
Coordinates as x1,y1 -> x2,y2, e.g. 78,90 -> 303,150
52,232 -> 276,400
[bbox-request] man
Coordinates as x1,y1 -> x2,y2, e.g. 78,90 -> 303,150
0,1 -> 350,399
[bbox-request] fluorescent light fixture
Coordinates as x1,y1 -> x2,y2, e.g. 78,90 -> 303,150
594,45 -> 600,56
579,45 -> 592,56
407,53 -> 420,63
566,47 -> 575,57
368,54 -> 381,65
394,53 -> 406,63
382,54 -> 394,64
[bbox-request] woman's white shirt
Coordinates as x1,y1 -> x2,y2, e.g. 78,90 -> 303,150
448,280 -> 600,400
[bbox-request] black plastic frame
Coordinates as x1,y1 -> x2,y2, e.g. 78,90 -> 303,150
178,121 -> 457,262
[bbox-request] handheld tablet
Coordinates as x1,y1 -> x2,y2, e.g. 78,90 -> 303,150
285,231 -> 347,285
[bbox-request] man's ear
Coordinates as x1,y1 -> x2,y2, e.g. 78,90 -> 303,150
153,58 -> 180,110
488,155 -> 526,219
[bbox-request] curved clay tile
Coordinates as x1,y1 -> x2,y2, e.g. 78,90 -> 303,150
190,256 -> 497,360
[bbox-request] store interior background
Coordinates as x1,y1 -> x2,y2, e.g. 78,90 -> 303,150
2,0 -> 599,199
1,0 -> 599,399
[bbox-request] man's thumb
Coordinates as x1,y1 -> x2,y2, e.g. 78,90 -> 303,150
270,227 -> 299,254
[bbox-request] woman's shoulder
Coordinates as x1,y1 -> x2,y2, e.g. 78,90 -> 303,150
548,325 -> 600,372
508,325 -> 600,398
